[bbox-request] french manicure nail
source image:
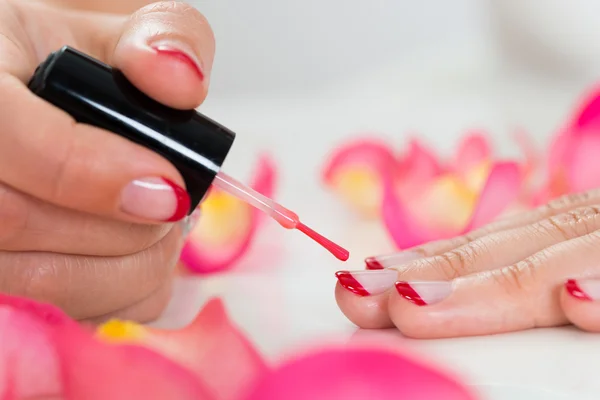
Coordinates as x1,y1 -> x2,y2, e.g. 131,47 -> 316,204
365,251 -> 422,270
565,279 -> 600,301
121,177 -> 190,222
335,269 -> 398,296
150,39 -> 204,80
395,281 -> 452,306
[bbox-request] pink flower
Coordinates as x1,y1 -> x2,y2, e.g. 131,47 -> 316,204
180,155 -> 277,274
322,133 -> 525,249
534,87 -> 600,204
0,293 -> 480,400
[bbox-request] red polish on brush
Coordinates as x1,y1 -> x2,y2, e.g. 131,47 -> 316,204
214,172 -> 349,261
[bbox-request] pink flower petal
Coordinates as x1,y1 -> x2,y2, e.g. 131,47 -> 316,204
322,137 -> 397,183
0,295 -> 79,399
396,138 -> 444,193
57,324 -> 214,400
97,298 -> 268,400
322,138 -> 398,217
453,132 -> 491,177
180,155 -> 277,274
382,177 -> 451,249
243,347 -> 479,400
0,307 -> 61,399
463,161 -> 522,231
570,86 -> 600,131
564,130 -> 600,192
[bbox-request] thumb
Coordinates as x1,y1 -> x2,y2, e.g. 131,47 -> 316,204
108,1 -> 215,110
561,278 -> 600,332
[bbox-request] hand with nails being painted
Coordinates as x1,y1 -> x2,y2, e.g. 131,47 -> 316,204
0,0 -> 212,322
336,189 -> 600,337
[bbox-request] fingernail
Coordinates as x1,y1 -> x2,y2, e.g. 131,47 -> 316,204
394,281 -> 452,306
181,208 -> 202,238
335,269 -> 397,296
150,39 -> 204,80
121,177 -> 190,222
365,251 -> 421,270
565,279 -> 600,301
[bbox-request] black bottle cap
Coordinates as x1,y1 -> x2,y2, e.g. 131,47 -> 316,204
27,46 -> 235,213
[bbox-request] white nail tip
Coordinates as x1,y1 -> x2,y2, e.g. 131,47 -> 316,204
351,270 -> 398,295
578,280 -> 600,300
374,251 -> 422,268
409,281 -> 452,304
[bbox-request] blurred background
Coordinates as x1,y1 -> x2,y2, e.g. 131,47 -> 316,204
191,0 -> 600,213
160,2 -> 600,398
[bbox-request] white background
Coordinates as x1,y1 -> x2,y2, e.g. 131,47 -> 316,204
155,1 -> 600,399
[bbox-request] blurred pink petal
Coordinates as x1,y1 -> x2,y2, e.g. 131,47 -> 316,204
396,138 -> 443,193
97,298 -> 268,400
382,177 -> 450,249
322,138 -> 397,183
453,132 -> 491,176
0,295 -> 78,399
243,347 -> 479,400
464,162 -> 522,231
0,307 -> 60,399
570,86 -> 600,130
564,131 -> 600,192
57,325 -> 214,400
180,155 -> 277,274
322,138 -> 397,217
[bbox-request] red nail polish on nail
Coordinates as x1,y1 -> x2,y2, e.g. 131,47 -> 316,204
153,47 -> 204,80
365,257 -> 385,270
565,279 -> 592,301
335,271 -> 369,296
162,178 -> 191,222
395,281 -> 427,306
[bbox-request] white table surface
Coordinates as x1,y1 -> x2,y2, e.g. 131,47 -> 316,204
151,55 -> 600,400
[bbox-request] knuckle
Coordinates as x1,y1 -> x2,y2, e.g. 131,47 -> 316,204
491,255 -> 541,297
537,206 -> 600,241
427,247 -> 475,279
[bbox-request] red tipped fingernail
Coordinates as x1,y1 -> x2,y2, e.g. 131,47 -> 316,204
565,279 -> 594,301
335,270 -> 397,296
151,40 -> 204,80
394,281 -> 452,306
121,177 -> 190,222
364,251 -> 421,270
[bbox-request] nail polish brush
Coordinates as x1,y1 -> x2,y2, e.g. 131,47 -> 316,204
28,46 -> 349,261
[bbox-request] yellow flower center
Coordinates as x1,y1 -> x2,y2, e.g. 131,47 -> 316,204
194,191 -> 251,245
331,167 -> 382,217
96,319 -> 146,343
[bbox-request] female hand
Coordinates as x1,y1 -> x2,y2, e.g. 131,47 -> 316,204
335,189 -> 600,337
0,0 -> 213,322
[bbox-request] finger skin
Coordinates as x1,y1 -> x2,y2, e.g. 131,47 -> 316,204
336,191 -> 600,330
0,221 -> 184,320
85,278 -> 174,325
407,189 -> 600,259
387,230 -> 600,338
109,1 -> 215,109
0,182 -> 172,256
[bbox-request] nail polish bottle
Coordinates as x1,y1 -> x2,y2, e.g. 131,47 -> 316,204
28,46 -> 235,212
